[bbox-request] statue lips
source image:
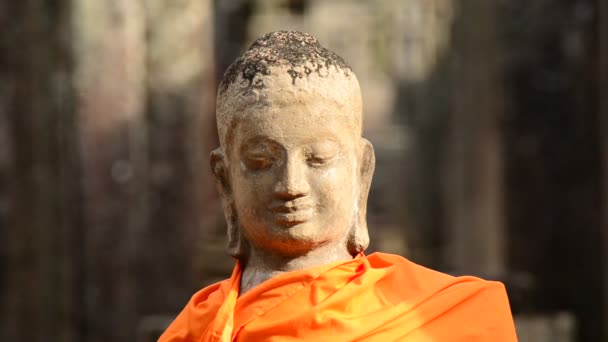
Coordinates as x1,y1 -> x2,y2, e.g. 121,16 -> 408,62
268,200 -> 315,227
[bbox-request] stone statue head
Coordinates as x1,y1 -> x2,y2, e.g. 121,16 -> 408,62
211,31 -> 375,263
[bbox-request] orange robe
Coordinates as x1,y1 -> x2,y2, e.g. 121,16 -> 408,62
159,253 -> 517,341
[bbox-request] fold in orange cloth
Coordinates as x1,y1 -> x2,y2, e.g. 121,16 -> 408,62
159,253 -> 517,341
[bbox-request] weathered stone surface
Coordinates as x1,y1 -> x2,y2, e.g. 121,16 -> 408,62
219,30 -> 351,93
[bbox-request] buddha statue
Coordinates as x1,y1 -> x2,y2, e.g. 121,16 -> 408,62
159,31 -> 516,342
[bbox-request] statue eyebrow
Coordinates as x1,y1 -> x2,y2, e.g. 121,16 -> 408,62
239,136 -> 282,152
242,135 -> 278,144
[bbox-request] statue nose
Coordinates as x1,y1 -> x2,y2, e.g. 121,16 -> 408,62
273,158 -> 310,199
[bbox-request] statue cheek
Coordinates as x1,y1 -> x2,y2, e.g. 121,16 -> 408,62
309,168 -> 334,195
312,167 -> 353,207
235,170 -> 276,197
319,166 -> 338,179
318,163 -> 353,187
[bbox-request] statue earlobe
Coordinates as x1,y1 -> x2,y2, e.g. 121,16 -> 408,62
347,138 -> 375,255
210,148 -> 249,259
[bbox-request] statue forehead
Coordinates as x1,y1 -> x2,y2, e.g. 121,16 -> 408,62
217,65 -> 362,149
215,31 -> 362,149
218,64 -> 361,112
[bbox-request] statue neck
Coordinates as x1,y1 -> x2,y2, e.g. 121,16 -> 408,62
239,242 -> 352,296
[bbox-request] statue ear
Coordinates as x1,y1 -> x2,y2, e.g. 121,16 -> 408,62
347,138 -> 375,255
210,148 -> 230,195
210,148 -> 249,258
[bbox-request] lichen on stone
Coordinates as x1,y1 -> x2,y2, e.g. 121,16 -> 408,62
219,30 -> 352,93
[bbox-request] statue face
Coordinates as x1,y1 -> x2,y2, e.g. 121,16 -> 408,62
226,97 -> 361,257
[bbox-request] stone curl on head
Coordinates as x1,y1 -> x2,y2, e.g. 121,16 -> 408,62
219,30 -> 352,93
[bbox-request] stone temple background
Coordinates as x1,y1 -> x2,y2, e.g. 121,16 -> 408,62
1,0 -> 607,341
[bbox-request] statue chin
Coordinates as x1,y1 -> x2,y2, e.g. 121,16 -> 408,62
226,213 -> 369,262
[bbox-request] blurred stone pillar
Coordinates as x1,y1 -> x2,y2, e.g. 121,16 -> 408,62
0,1 -> 82,341
75,0 -> 215,340
600,0 -> 608,340
441,0 -> 505,278
141,0 -> 215,319
74,1 -> 147,341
